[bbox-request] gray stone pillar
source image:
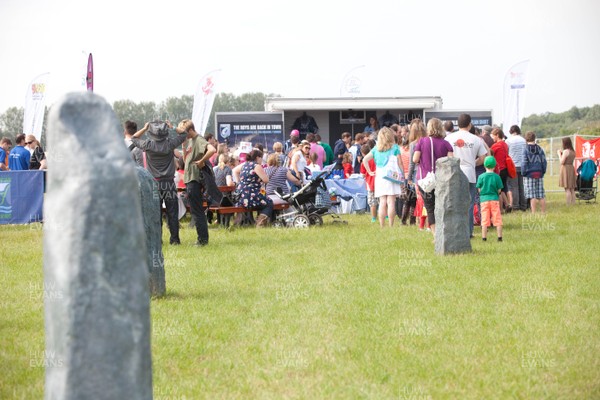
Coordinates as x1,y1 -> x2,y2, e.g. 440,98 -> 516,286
43,93 -> 152,399
136,166 -> 166,297
434,157 -> 472,255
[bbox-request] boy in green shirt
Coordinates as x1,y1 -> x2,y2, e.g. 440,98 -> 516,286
476,156 -> 504,242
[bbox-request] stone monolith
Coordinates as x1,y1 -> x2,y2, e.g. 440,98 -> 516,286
434,156 -> 472,255
43,92 -> 152,399
136,166 -> 165,297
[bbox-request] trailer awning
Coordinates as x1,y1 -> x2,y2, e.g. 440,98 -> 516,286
264,96 -> 443,112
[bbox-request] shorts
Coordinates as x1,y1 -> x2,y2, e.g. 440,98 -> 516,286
481,200 -> 502,227
367,191 -> 378,207
524,177 -> 545,199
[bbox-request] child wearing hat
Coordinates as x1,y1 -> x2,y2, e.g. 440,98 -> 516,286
476,156 -> 504,242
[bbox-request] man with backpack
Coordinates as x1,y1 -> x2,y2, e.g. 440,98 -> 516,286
131,120 -> 187,245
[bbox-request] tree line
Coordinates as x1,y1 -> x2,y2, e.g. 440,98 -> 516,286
0,92 -> 278,146
521,104 -> 600,138
1,96 -> 599,145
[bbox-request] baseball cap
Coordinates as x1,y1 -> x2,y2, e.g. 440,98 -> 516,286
290,129 -> 300,137
482,125 -> 492,134
484,156 -> 496,169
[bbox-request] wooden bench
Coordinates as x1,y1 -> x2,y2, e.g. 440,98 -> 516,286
175,185 -> 289,227
208,202 -> 289,227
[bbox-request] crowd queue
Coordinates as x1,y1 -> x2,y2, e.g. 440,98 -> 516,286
4,112 -> 579,246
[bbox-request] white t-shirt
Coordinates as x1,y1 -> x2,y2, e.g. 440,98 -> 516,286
505,134 -> 527,168
444,129 -> 487,183
292,150 -> 308,182
348,145 -> 359,167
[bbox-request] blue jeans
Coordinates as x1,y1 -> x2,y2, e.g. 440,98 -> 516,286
469,182 -> 477,236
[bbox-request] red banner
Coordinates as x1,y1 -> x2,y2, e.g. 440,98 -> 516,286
574,135 -> 600,173
575,136 -> 599,161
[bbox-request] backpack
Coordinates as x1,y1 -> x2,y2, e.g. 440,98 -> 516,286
506,155 -> 516,179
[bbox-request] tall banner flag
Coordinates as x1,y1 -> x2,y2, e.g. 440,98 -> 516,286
192,69 -> 221,135
23,72 -> 50,141
502,60 -> 530,131
86,53 -> 94,92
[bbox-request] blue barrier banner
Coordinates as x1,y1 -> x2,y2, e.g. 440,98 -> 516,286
0,170 -> 44,225
325,178 -> 368,212
325,178 -> 367,200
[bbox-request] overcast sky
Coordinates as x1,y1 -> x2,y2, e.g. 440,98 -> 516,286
1,0 -> 599,123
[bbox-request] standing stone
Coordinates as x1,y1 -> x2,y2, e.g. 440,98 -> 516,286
136,166 -> 166,297
43,93 -> 152,399
434,157 -> 472,255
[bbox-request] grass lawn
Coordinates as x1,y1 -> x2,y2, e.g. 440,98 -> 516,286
1,187 -> 599,399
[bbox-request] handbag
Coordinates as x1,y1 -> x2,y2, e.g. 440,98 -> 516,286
417,137 -> 436,193
382,154 -> 404,184
506,155 -> 517,179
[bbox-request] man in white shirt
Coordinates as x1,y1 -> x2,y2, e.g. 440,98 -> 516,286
505,125 -> 528,211
445,114 -> 489,238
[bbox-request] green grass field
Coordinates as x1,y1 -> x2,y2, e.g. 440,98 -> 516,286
1,188 -> 599,399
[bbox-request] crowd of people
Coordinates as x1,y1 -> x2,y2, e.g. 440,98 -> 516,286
0,133 -> 47,171
2,111 -> 585,246
353,114 -> 560,241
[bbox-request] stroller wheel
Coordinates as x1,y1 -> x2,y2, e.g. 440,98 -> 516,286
272,220 -> 285,229
292,215 -> 310,228
308,214 -> 323,226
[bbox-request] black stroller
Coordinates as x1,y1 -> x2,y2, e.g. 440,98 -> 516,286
576,158 -> 598,203
273,168 -> 345,228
